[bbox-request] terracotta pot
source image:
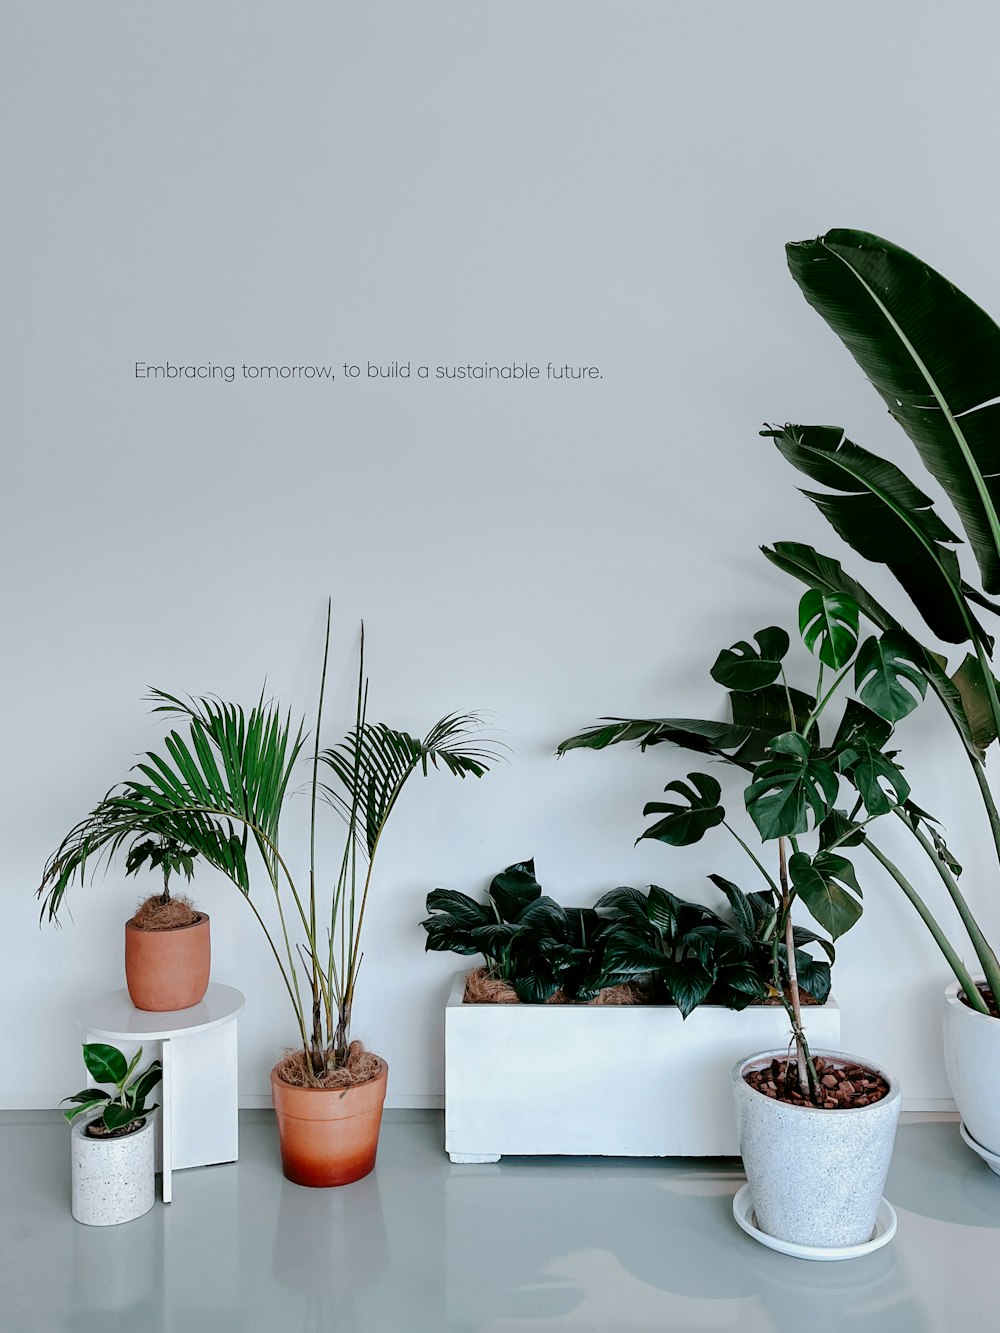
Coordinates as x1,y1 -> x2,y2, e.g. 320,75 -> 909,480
270,1059 -> 388,1187
124,913 -> 211,1011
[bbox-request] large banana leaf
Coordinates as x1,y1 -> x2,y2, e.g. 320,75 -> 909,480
765,424 -> 979,645
786,229 -> 1000,593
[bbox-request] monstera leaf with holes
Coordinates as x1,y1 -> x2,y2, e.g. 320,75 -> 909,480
639,773 -> 725,847
745,732 -> 840,840
711,627 -> 790,691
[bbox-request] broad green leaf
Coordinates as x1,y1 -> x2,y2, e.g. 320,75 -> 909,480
62,1099 -> 111,1124
766,423 -> 971,644
129,1063 -> 162,1109
488,863 -> 542,922
707,873 -> 755,935
951,654 -> 1000,752
788,850 -> 863,940
840,743 -> 910,817
854,632 -> 928,722
557,717 -> 758,765
102,1103 -> 145,1132
799,589 -> 859,668
744,732 -> 839,840
831,698 -> 893,756
646,885 -> 681,938
762,542 -> 983,757
711,627 -> 790,692
62,1088 -> 111,1105
82,1044 -> 128,1086
818,807 -> 865,851
512,974 -> 560,1004
660,959 -> 715,1018
785,228 -> 1000,595
728,684 -> 818,762
639,773 -> 725,847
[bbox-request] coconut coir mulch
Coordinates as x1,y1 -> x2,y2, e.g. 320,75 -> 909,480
745,1055 -> 890,1110
462,966 -> 644,1006
129,894 -> 201,931
274,1041 -> 383,1089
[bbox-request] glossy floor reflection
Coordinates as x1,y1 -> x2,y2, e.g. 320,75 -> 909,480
2,1111 -> 998,1331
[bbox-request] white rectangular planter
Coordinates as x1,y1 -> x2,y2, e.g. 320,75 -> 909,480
444,973 -> 840,1161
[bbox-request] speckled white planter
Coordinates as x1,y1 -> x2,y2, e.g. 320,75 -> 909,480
71,1116 -> 156,1226
944,978 -> 1000,1160
733,1049 -> 900,1250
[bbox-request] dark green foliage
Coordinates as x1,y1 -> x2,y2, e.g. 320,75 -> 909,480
62,1043 -> 162,1135
422,860 -> 630,1003
423,864 -> 833,1016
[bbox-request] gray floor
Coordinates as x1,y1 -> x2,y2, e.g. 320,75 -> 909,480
2,1111 -> 998,1332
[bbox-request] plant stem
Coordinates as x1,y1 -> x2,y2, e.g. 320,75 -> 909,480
778,838 -> 815,1096
723,821 -> 781,895
863,835 -> 990,1014
307,601 -> 332,1075
894,808 -> 1000,1004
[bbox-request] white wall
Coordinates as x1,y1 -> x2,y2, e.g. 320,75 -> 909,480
5,1 -> 1000,1109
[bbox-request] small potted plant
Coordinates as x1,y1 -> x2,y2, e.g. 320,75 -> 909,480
39,814 -> 209,1013
64,1042 -> 162,1226
764,227 -> 1000,1175
560,598 -> 914,1252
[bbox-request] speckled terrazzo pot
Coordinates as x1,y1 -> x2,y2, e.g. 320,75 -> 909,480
733,1049 -> 901,1249
71,1115 -> 156,1226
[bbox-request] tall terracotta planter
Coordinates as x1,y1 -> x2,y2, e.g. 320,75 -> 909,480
270,1059 -> 388,1187
124,913 -> 211,1012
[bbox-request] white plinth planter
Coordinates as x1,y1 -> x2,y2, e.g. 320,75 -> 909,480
444,973 -> 840,1161
732,1049 -> 901,1251
71,1116 -> 156,1226
943,978 -> 1000,1162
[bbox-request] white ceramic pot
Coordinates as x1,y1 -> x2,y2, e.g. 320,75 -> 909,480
732,1049 -> 901,1249
943,978 -> 1000,1156
71,1116 -> 156,1226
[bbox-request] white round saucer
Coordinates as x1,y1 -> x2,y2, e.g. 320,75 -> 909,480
959,1121 -> 1000,1176
732,1184 -> 897,1261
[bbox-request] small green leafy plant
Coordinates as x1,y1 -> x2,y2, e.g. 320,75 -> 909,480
63,1044 -> 162,1136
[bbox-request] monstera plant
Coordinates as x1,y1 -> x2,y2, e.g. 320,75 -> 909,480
762,229 -> 1000,1017
559,595 -> 952,1099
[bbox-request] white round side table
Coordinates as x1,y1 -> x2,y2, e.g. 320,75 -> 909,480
77,983 -> 245,1203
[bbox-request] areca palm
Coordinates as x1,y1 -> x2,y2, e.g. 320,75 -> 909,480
38,608 -> 499,1077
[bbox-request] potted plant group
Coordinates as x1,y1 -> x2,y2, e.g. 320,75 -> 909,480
63,1042 -> 162,1226
763,228 -> 1000,1174
39,822 -> 209,1013
559,594 -> 919,1251
41,607 -> 497,1187
423,859 -> 839,1161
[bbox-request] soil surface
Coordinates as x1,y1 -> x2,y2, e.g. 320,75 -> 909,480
959,982 -> 1000,1019
128,894 -> 201,931
85,1117 -> 146,1139
745,1056 -> 890,1110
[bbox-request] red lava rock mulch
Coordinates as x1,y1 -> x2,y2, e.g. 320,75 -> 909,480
745,1055 -> 890,1110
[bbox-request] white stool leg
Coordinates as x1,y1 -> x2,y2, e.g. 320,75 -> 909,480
161,1037 -> 172,1204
